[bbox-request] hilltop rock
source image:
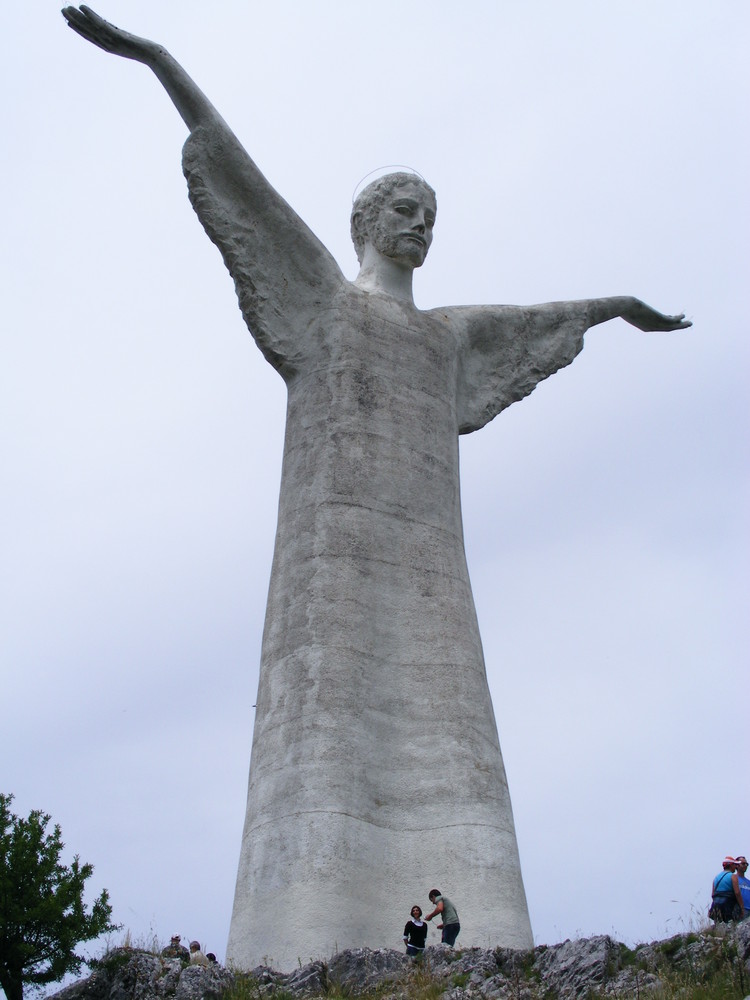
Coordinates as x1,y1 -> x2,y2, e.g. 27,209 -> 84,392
50,922 -> 750,1000
50,954 -> 233,1000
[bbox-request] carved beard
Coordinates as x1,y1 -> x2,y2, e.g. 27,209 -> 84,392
369,223 -> 428,268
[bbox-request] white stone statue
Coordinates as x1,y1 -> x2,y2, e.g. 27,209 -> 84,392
62,6 -> 690,970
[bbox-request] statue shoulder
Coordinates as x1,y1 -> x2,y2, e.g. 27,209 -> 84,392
182,120 -> 345,376
431,304 -> 588,433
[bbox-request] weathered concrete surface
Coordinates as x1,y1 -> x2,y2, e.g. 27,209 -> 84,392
183,135 -> 591,970
224,284 -> 543,967
61,10 -> 690,971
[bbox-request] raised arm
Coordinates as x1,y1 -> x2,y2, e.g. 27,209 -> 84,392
62,6 -> 345,378
61,5 -> 221,132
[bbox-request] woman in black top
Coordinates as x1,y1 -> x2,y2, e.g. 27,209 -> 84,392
403,905 -> 428,957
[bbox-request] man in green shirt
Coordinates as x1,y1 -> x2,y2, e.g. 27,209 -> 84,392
426,889 -> 461,946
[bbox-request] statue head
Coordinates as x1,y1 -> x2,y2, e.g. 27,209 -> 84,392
350,172 -> 437,267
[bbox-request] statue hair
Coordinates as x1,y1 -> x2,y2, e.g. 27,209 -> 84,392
350,172 -> 437,264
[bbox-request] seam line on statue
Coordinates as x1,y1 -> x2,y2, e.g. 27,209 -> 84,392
277,555 -> 470,583
281,500 -> 464,530
242,810 -> 509,835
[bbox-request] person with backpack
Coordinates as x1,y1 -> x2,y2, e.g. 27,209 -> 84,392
709,856 -> 744,922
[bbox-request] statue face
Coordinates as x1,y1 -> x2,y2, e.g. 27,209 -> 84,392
367,181 -> 436,267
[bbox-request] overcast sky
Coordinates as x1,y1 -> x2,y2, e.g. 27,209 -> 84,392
2,0 -> 748,974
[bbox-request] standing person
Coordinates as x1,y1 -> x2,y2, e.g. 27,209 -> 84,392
403,905 -> 429,958
425,889 -> 460,946
709,857 -> 744,922
735,856 -> 750,919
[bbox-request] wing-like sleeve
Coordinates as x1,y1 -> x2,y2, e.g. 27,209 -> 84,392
182,120 -> 344,379
446,301 -> 591,434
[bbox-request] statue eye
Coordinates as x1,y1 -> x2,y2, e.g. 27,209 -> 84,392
394,205 -> 411,216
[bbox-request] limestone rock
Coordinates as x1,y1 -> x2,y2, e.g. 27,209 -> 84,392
327,948 -> 409,991
51,951 -> 232,1000
175,965 -> 234,1000
49,924 -> 750,1000
275,961 -> 328,996
533,935 -> 621,996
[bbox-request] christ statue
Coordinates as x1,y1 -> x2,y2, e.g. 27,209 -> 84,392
62,6 -> 690,970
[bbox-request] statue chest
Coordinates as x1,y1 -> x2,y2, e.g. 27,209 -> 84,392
281,294 -> 462,521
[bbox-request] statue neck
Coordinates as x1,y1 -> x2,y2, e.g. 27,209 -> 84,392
354,246 -> 416,305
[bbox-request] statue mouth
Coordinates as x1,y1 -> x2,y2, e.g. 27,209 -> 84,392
402,234 -> 426,247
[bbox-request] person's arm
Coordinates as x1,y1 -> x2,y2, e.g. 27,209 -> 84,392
732,872 -> 745,915
61,6 -> 222,133
424,900 -> 444,921
442,297 -> 691,435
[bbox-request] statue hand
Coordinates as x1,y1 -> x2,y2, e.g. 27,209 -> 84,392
620,296 -> 692,332
61,5 -> 158,63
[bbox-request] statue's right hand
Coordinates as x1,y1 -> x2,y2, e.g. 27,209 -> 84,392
61,5 -> 158,63
620,296 -> 692,332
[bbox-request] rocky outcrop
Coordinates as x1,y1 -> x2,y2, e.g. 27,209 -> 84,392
50,955 -> 233,1000
51,922 -> 750,1000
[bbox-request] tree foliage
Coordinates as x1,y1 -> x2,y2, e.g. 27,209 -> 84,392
0,794 -> 118,1000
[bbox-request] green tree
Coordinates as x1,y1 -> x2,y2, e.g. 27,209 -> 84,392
0,794 -> 118,1000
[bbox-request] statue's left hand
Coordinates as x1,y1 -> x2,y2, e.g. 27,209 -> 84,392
61,5 -> 159,63
620,297 -> 692,332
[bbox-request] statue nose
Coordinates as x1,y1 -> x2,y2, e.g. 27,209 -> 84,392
412,220 -> 425,234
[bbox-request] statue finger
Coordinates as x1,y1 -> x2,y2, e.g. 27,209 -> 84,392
78,6 -> 120,39
62,8 -> 104,39
79,5 -> 107,23
61,7 -> 89,29
661,312 -> 690,329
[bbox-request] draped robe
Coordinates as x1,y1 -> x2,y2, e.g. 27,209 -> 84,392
182,120 -> 589,969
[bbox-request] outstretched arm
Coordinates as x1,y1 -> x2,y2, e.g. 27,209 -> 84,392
61,5 -> 220,132
585,296 -> 691,332
441,296 -> 691,433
